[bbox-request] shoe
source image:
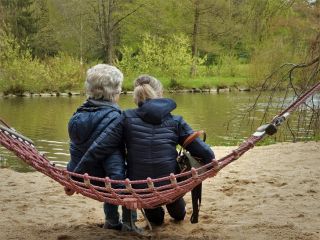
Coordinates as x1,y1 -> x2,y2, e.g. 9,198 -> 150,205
122,222 -> 150,236
102,221 -> 123,231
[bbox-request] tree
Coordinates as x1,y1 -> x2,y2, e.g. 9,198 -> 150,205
30,0 -> 59,58
0,3 -> 4,26
0,0 -> 38,50
190,0 -> 200,77
186,0 -> 230,76
0,0 -> 59,58
47,0 -> 94,63
90,0 -> 145,63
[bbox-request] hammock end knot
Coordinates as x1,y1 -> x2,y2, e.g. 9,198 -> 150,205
83,173 -> 91,186
170,173 -> 178,186
125,178 -> 133,192
191,167 -> 199,179
104,177 -> 111,190
232,150 -> 240,159
212,160 -> 220,171
146,177 -> 154,190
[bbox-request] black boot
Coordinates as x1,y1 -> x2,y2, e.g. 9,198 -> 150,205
103,221 -> 122,231
122,208 -> 147,236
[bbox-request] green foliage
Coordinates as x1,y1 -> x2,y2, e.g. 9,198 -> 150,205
29,0 -> 59,58
214,53 -> 240,77
248,35 -> 304,88
117,33 -> 205,87
134,34 -> 163,73
1,0 -> 319,92
116,46 -> 136,78
0,29 -> 40,93
47,53 -> 85,92
161,34 -> 194,79
0,30 -> 83,94
0,0 -> 38,50
0,0 -> 59,58
168,79 -> 183,90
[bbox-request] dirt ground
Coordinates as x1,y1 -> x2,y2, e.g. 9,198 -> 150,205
0,142 -> 319,240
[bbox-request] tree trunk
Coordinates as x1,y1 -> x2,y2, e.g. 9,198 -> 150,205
99,0 -> 114,64
190,0 -> 200,77
96,0 -> 143,64
105,0 -> 114,64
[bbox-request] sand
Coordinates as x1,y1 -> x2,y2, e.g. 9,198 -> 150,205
0,142 -> 319,240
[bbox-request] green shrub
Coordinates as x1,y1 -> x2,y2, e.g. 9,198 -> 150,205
248,36 -> 305,89
0,30 -> 85,94
168,79 -> 184,90
47,53 -> 85,92
117,33 -> 206,83
0,30 -> 49,94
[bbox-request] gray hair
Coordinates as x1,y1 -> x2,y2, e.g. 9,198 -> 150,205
133,75 -> 163,104
85,64 -> 123,102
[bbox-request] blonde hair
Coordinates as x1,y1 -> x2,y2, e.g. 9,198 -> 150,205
133,75 -> 163,105
85,64 -> 123,102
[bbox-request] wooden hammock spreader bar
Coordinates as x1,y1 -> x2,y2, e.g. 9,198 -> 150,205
0,81 -> 319,208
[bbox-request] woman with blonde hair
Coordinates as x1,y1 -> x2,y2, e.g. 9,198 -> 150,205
75,75 -> 216,226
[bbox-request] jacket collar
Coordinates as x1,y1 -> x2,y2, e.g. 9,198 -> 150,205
136,98 -> 176,124
87,98 -> 120,110
76,98 -> 121,112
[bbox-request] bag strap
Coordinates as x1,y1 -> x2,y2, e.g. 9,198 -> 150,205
182,130 -> 206,149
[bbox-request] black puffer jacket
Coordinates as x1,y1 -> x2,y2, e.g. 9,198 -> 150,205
74,98 -> 214,185
67,99 -> 125,181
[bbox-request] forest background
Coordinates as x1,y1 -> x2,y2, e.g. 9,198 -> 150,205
0,0 -> 319,94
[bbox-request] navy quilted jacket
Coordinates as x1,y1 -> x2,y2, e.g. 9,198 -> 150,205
67,99 -> 125,181
74,98 -> 214,186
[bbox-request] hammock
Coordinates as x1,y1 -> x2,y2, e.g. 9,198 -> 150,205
0,81 -> 319,209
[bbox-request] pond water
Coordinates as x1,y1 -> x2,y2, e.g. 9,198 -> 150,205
0,92 -> 318,171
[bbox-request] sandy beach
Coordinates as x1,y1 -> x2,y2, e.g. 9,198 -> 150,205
0,142 -> 319,240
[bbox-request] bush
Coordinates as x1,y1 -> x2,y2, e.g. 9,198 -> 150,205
117,33 -> 206,83
0,29 -> 84,94
248,36 -> 305,89
168,79 -> 184,90
0,30 -> 48,94
47,53 -> 85,92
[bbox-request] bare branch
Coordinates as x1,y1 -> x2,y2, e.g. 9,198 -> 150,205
111,3 -> 145,31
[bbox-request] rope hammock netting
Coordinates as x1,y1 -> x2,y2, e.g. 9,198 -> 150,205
0,81 -> 319,210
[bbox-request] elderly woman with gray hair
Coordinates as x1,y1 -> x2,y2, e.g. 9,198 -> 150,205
66,64 -> 137,231
75,75 -> 217,227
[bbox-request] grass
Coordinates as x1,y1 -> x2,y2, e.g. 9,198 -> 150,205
0,63 -> 252,93
122,76 -> 250,91
122,64 -> 251,91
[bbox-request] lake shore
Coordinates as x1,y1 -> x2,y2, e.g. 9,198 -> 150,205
0,86 -> 252,98
0,142 -> 319,240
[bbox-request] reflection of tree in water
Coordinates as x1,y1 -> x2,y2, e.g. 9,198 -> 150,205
232,34 -> 320,143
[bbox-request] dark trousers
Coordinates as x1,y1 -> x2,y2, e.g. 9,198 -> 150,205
104,202 -> 120,225
144,197 -> 186,225
104,203 -> 137,224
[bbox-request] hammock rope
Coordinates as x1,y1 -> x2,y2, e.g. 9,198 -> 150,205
0,81 -> 320,209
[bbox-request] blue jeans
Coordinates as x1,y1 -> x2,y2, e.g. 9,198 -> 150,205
103,203 -> 137,224
104,203 -> 120,225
